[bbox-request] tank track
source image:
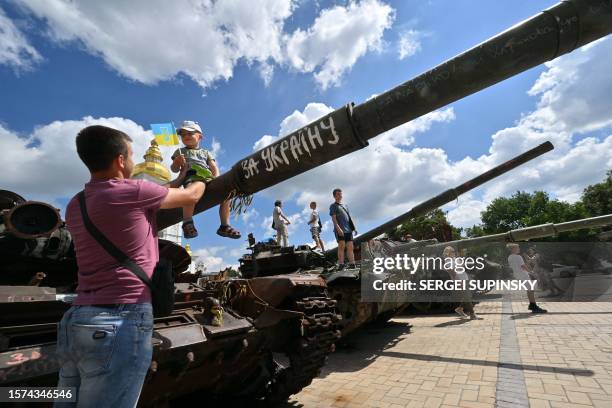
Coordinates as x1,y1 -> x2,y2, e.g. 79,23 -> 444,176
266,294 -> 341,404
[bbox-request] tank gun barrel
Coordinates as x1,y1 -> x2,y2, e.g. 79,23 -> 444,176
345,142 -> 554,254
157,0 -> 612,230
0,201 -> 61,239
395,214 -> 612,254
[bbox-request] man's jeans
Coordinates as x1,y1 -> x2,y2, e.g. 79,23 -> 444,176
54,303 -> 153,408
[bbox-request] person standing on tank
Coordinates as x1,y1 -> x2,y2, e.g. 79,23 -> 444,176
308,201 -> 325,251
273,200 -> 291,247
55,125 -> 202,407
330,188 -> 357,270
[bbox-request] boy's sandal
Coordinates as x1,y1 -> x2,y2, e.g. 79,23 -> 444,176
217,225 -> 241,239
182,220 -> 199,239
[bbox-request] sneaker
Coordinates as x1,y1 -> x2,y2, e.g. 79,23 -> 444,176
336,264 -> 345,271
469,312 -> 482,320
347,263 -> 357,269
530,305 -> 548,314
455,307 -> 468,319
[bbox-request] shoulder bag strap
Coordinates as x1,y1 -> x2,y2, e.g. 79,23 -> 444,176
338,203 -> 355,229
77,191 -> 153,289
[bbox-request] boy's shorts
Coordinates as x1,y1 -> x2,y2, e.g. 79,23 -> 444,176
183,164 -> 213,186
335,231 -> 353,242
310,226 -> 321,240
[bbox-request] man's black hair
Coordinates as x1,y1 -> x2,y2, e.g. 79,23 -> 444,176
274,200 -> 282,207
76,125 -> 132,172
332,188 -> 342,197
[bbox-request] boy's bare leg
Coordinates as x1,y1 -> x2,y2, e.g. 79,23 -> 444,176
337,241 -> 346,264
317,237 -> 325,251
215,199 -> 242,239
346,241 -> 355,263
181,182 -> 206,238
219,199 -> 231,226
185,182 -> 206,215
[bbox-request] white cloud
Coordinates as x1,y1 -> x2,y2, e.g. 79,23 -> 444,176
15,0 -> 396,90
0,117 -> 156,203
527,38 -> 612,134
397,29 -> 421,60
444,196 -> 488,230
240,208 -> 260,228
210,138 -> 222,158
16,0 -> 293,88
191,246 -> 227,271
0,6 -> 41,69
285,0 -> 394,89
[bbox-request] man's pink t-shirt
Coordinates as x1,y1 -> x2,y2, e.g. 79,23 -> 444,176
65,178 -> 168,305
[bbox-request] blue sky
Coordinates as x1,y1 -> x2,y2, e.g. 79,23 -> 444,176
1,0 -> 611,269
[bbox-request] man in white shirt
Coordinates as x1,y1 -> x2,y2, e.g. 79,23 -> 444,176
273,200 -> 291,247
308,201 -> 325,251
507,243 -> 547,313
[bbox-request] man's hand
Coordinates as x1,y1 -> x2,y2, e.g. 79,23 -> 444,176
335,225 -> 343,235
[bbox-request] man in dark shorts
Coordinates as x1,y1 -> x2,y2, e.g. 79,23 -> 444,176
56,125 -> 202,407
329,188 -> 357,270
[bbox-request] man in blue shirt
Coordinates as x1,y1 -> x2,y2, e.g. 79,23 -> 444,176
329,188 -> 357,270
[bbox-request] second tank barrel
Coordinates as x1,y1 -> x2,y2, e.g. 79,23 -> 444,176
393,214 -> 612,254
347,141 -> 554,249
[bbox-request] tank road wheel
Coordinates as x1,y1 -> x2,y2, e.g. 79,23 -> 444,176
265,291 -> 341,404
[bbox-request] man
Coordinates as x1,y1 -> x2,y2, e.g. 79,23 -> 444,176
329,188 -> 357,270
56,125 -> 202,407
507,243 -> 547,313
273,200 -> 291,247
308,201 -> 325,251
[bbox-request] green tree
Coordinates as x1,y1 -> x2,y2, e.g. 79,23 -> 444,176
469,191 -> 592,241
581,170 -> 612,217
387,209 -> 461,242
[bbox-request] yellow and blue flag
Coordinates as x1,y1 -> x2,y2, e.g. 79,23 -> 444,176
151,123 -> 179,146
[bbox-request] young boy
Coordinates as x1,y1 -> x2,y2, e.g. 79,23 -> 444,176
171,120 -> 241,240
308,201 -> 325,251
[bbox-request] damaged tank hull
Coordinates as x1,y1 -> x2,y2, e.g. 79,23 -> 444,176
0,190 -> 341,405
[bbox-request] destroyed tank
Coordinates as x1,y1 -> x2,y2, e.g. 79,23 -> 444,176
238,142 -> 557,334
360,214 -> 612,308
0,191 -> 341,405
2,0 -> 612,404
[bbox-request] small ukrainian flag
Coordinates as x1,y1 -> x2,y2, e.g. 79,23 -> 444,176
151,123 -> 179,146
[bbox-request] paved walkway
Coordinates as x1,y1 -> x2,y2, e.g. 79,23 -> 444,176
288,302 -> 612,408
